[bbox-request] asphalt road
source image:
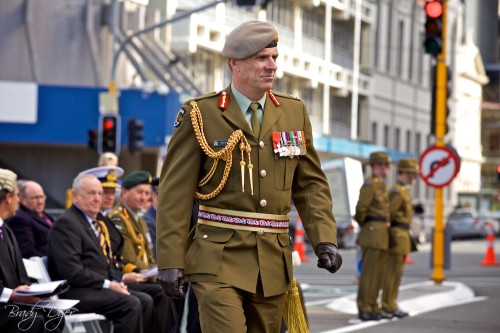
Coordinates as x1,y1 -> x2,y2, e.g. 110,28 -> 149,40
294,238 -> 500,333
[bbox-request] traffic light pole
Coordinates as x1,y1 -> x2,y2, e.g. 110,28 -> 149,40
431,0 -> 448,285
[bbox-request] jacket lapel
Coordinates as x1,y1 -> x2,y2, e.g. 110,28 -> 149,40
221,87 -> 254,138
261,94 -> 282,137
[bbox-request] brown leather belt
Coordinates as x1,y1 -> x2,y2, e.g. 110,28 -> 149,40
197,205 -> 289,234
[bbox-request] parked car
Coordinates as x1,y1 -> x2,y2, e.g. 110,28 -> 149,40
446,208 -> 495,239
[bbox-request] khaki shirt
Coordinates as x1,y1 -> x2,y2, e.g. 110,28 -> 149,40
109,202 -> 155,273
388,181 -> 413,254
156,87 -> 338,296
355,176 -> 390,250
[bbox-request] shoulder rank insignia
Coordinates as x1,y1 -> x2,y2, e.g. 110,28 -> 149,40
218,91 -> 229,110
268,90 -> 280,107
174,108 -> 186,128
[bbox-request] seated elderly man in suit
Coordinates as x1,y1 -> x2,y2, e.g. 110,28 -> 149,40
0,169 -> 64,332
47,173 -> 151,333
7,180 -> 54,258
79,166 -> 174,333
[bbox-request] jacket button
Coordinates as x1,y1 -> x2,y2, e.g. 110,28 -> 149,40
257,229 -> 265,235
259,141 -> 265,148
260,199 -> 267,207
369,225 -> 374,231
260,170 -> 267,177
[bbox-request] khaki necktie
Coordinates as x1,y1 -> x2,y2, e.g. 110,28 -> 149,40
249,102 -> 261,138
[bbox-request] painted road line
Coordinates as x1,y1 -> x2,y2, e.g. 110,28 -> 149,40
316,281 -> 486,333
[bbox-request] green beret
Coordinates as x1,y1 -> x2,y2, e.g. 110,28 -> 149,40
222,20 -> 279,59
122,170 -> 152,189
369,151 -> 391,165
398,158 -> 419,173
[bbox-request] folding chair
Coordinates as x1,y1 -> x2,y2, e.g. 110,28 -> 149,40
23,256 -> 111,333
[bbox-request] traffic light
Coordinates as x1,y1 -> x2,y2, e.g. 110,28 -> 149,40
98,114 -> 121,155
233,0 -> 258,6
128,118 -> 144,155
87,129 -> 98,151
496,164 -> 500,183
424,0 -> 443,56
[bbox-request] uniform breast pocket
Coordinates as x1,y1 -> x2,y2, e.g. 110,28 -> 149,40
184,224 -> 234,275
274,157 -> 298,191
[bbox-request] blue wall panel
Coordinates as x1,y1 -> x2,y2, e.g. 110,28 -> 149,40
0,84 -> 182,147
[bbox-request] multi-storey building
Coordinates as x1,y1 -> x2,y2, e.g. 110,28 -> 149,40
0,0 -> 487,217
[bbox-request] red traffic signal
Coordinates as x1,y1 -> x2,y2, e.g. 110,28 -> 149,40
425,0 -> 443,18
98,114 -> 121,155
424,1 -> 443,56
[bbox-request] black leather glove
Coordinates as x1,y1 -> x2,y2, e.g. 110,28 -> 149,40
157,269 -> 186,299
316,242 -> 342,273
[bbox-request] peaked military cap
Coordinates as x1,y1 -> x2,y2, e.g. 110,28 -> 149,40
398,158 -> 419,173
122,170 -> 152,189
79,166 -> 124,188
369,151 -> 391,165
0,168 -> 17,192
222,20 -> 279,59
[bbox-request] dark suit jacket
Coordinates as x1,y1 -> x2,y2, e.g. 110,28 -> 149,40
0,224 -> 31,294
47,205 -> 122,289
6,204 -> 53,258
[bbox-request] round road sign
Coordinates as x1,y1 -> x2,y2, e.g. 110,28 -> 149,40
419,145 -> 460,188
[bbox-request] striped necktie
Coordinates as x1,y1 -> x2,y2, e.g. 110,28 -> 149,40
92,220 -> 110,261
249,102 -> 261,138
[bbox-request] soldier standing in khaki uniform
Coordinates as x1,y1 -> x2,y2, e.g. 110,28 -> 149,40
381,158 -> 419,318
109,171 -> 156,273
156,20 -> 343,333
355,151 -> 391,321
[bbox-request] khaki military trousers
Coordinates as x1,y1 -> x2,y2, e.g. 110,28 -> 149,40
192,279 -> 285,333
357,248 -> 388,314
381,253 -> 405,312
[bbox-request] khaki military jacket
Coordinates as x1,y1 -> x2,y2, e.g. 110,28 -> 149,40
388,181 -> 413,255
156,87 -> 338,297
355,176 -> 390,250
109,202 -> 156,273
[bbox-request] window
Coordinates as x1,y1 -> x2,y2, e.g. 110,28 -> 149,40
303,5 -> 325,40
384,125 -> 390,147
268,0 -> 293,29
394,127 -> 400,150
397,20 -> 404,76
372,122 -> 378,144
489,133 -> 500,152
386,6 -> 393,72
406,129 -> 411,152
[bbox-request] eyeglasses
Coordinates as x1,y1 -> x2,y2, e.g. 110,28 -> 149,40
26,195 -> 47,201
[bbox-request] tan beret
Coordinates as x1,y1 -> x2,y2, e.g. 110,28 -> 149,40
0,168 -> 17,192
369,151 -> 391,165
398,158 -> 419,173
222,20 -> 279,59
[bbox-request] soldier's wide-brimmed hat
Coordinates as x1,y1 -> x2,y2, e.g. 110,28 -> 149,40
0,168 -> 17,192
79,166 -> 124,188
398,158 -> 419,173
222,20 -> 279,59
369,151 -> 391,165
122,170 -> 152,190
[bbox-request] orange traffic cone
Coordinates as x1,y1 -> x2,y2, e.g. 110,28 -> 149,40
404,255 -> 414,265
480,233 -> 500,266
293,218 -> 309,262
